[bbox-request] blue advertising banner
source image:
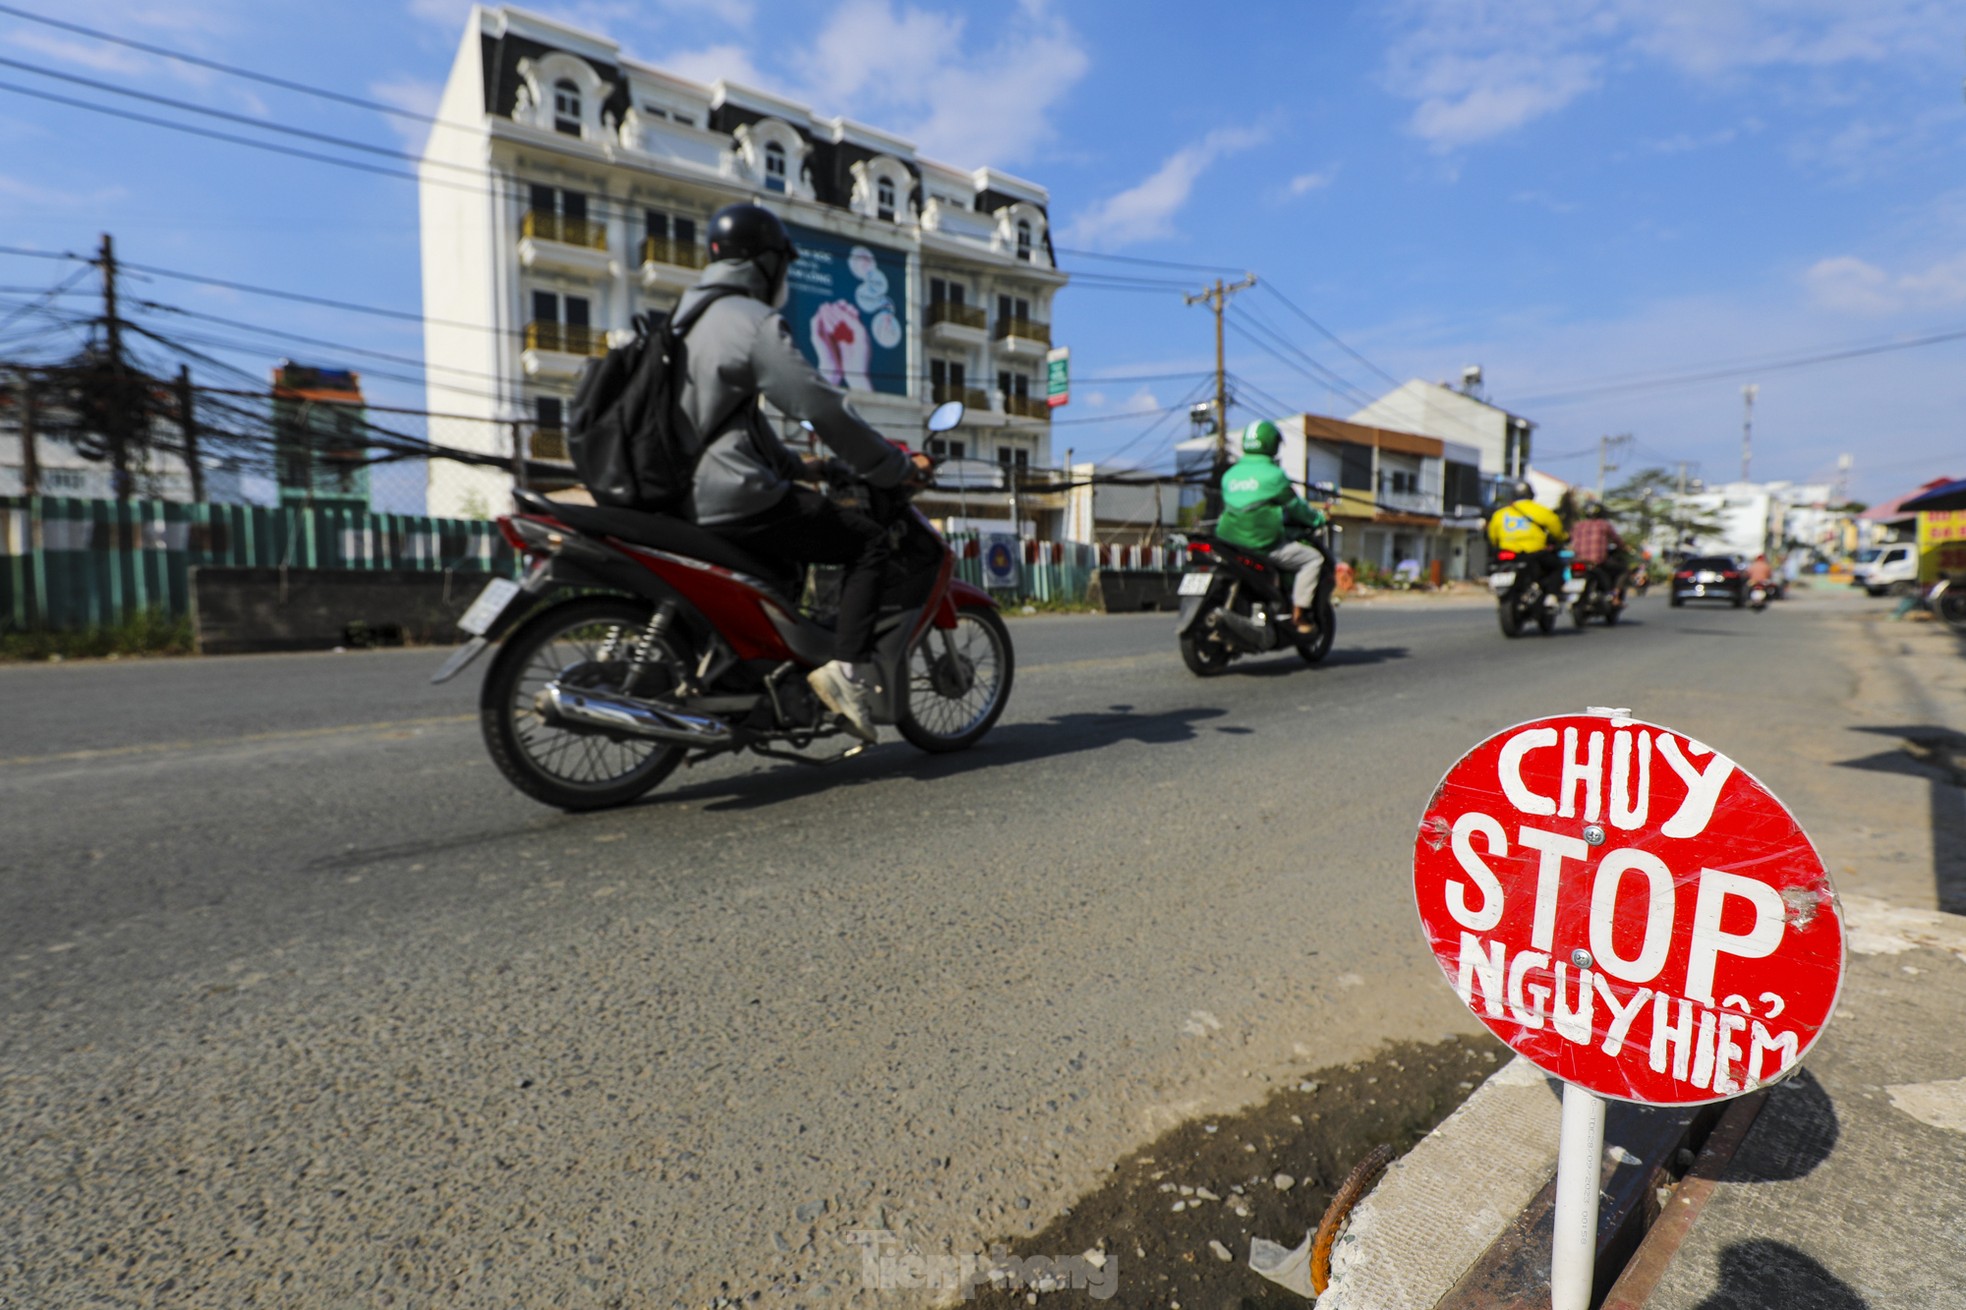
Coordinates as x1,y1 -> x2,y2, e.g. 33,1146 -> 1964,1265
784,222 -> 909,396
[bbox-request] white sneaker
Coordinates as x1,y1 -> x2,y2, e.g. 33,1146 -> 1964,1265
808,660 -> 879,743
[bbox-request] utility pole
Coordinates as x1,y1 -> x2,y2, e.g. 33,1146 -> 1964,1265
175,365 -> 204,503
1595,433 -> 1632,499
97,232 -> 133,500
1740,383 -> 1758,483
1677,461 -> 1689,496
1183,274 -> 1257,510
18,369 -> 40,497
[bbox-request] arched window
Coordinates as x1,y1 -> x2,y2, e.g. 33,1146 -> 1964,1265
764,141 -> 787,193
876,177 -> 896,222
553,79 -> 582,136
1016,219 -> 1033,262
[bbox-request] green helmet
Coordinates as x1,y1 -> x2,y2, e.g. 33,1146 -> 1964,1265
1241,419 -> 1282,457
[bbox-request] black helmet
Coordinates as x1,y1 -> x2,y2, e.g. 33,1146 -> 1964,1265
1583,500 -> 1606,519
708,203 -> 796,264
1512,480 -> 1535,503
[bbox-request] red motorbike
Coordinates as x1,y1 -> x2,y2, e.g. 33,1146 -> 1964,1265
433,404 -> 1013,810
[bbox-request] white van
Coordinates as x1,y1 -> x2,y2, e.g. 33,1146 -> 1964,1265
1854,543 -> 1919,596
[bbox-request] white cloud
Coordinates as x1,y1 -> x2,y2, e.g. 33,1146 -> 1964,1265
0,172 -> 126,210
795,0 -> 1088,166
371,76 -> 443,150
1407,51 -> 1602,150
1288,170 -> 1334,197
1382,0 -> 1950,152
1806,251 -> 1966,316
408,0 -> 755,31
662,43 -> 773,91
1064,126 -> 1266,248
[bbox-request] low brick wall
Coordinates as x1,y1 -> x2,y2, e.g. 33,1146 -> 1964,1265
189,566 -> 491,654
1088,569 -> 1183,613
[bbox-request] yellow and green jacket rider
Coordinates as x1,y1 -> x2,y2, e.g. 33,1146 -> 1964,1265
1487,498 -> 1567,553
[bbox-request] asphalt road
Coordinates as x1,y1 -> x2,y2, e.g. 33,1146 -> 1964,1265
1,587 -> 1951,1307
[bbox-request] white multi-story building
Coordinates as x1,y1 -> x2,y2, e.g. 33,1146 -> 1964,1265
418,5 -> 1067,520
1348,377 -> 1537,487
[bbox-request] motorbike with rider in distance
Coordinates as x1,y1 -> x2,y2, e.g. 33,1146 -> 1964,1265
1489,546 -> 1577,637
1174,516 -> 1339,675
431,402 -> 1014,810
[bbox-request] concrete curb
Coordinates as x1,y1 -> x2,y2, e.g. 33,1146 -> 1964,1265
1318,1056 -> 1561,1309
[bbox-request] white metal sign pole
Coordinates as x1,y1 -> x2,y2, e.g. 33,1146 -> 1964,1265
1549,1081 -> 1606,1310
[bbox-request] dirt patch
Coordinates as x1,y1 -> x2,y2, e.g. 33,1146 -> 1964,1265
965,1034 -> 1505,1307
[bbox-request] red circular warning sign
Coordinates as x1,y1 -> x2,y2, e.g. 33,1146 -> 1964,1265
1413,711 -> 1844,1105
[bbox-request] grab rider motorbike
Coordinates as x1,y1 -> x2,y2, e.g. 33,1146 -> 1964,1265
1486,481 -> 1569,637
1175,420 -> 1337,675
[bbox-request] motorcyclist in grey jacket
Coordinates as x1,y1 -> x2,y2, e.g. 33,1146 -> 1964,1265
676,203 -> 929,743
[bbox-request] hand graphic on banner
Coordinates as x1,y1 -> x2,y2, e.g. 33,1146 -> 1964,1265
810,300 -> 873,392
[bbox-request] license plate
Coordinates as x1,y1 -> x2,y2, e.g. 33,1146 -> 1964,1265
1177,571 -> 1213,596
1490,570 -> 1516,590
458,577 -> 522,635
1696,571 -> 1719,583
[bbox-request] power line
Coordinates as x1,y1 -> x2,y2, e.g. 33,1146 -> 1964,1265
1054,246 -> 1250,275
0,1 -> 447,128
1258,281 -> 1400,389
1227,304 -> 1376,408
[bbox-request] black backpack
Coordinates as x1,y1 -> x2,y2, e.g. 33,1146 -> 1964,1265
566,288 -> 739,511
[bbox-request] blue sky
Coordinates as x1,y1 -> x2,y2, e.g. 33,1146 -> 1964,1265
2,0 -> 1963,503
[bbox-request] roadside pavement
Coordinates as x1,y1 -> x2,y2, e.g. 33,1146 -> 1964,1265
1631,896 -> 1966,1310
1631,607 -> 1966,1309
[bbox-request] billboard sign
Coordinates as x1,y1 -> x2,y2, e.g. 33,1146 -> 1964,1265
1917,509 -> 1966,583
1046,347 -> 1070,409
784,223 -> 908,397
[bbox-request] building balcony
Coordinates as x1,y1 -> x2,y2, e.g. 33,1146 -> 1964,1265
994,315 -> 1051,357
521,321 -> 608,379
1375,488 -> 1442,519
1000,392 -> 1051,423
517,211 -> 612,277
927,300 -> 988,346
529,427 -> 571,465
641,235 -> 708,291
933,383 -> 991,411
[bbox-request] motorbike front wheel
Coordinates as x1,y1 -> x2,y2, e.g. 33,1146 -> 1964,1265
480,596 -> 686,811
898,607 -> 1015,753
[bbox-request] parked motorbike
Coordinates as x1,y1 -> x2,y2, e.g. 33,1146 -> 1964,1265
1570,560 -> 1627,627
432,403 -> 1014,811
1489,548 -> 1568,637
1174,519 -> 1337,676
1928,578 -> 1966,632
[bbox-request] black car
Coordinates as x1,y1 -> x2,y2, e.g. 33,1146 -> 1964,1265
1670,555 -> 1746,607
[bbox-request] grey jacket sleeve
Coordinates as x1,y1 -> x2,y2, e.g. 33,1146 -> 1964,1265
749,314 -> 910,489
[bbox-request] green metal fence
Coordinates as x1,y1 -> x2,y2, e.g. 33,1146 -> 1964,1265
0,495 -> 513,632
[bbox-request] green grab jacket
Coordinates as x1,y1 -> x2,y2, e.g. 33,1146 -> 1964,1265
1216,452 -> 1325,551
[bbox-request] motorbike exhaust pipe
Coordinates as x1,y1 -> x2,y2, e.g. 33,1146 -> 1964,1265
535,684 -> 734,748
1210,606 -> 1279,652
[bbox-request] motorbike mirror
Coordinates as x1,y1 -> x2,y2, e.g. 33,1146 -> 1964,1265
926,400 -> 964,433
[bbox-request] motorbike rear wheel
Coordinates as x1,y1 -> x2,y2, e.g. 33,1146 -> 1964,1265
1937,588 -> 1966,631
480,596 -> 686,811
1498,599 -> 1523,638
898,607 -> 1015,753
1536,594 -> 1559,634
1295,598 -> 1336,664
